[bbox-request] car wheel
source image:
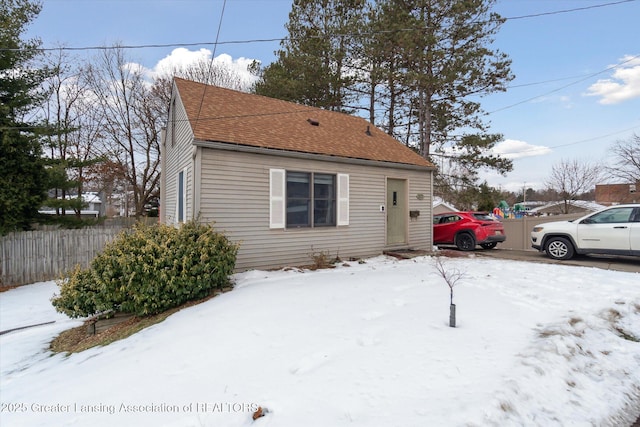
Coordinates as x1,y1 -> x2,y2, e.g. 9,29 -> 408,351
455,232 -> 476,251
480,242 -> 497,250
545,237 -> 575,260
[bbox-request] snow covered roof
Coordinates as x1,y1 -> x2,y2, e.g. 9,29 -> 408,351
433,197 -> 458,211
529,200 -> 605,213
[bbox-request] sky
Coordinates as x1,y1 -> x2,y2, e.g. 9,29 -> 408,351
1,255 -> 639,426
23,0 -> 640,194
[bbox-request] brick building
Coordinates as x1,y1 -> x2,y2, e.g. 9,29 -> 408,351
595,182 -> 639,205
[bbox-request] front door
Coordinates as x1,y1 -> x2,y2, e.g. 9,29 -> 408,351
386,178 -> 407,245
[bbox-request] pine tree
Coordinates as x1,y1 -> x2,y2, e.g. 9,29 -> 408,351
371,0 -> 514,163
254,0 -> 367,112
0,0 -> 51,234
255,0 -> 514,195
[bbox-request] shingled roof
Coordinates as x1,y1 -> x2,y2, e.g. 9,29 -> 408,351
174,78 -> 434,168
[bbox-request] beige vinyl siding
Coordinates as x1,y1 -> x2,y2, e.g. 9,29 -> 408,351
162,88 -> 194,224
408,175 -> 432,249
198,148 -> 432,271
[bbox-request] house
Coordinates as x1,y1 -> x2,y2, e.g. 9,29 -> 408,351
529,200 -> 605,216
432,197 -> 458,215
39,192 -> 104,218
160,78 -> 436,271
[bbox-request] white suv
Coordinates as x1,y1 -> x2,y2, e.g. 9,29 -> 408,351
531,204 -> 640,260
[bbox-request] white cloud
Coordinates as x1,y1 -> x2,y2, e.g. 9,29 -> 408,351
492,139 -> 552,159
585,55 -> 640,104
141,48 -> 259,90
152,47 -> 212,76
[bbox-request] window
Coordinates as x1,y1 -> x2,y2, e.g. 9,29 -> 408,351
286,172 -> 336,227
437,215 -> 460,224
473,213 -> 497,221
286,172 -> 311,226
177,170 -> 185,223
313,174 -> 336,226
270,169 -> 348,229
170,98 -> 176,147
588,207 -> 633,224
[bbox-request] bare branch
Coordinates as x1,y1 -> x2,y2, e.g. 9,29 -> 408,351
606,133 -> 640,184
433,256 -> 466,305
545,158 -> 602,213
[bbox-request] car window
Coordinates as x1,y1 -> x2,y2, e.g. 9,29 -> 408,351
443,215 -> 461,223
586,207 -> 634,224
472,213 -> 495,221
433,216 -> 443,225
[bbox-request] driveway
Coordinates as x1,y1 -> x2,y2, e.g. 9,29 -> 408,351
472,248 -> 640,274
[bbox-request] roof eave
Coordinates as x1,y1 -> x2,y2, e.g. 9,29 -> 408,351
193,139 -> 436,172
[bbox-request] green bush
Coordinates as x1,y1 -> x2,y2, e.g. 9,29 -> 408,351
52,221 -> 238,318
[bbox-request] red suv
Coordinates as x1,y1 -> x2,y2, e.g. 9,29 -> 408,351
433,211 -> 506,251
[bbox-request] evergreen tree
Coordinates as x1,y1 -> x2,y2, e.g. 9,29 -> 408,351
254,0 -> 367,112
0,0 -> 50,234
40,50 -> 105,220
371,0 -> 514,166
256,0 -> 514,194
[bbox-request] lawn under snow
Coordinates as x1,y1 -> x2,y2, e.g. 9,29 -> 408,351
1,255 -> 639,427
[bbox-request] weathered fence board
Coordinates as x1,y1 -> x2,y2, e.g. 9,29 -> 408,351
0,227 -> 125,287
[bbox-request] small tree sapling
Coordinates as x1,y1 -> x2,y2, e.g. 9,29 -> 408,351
433,257 -> 466,327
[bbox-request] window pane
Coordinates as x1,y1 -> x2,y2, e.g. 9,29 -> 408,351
314,199 -> 336,226
314,174 -> 335,198
287,172 -> 310,198
590,207 -> 633,223
177,171 -> 184,222
314,174 -> 336,226
287,172 -> 311,227
287,199 -> 310,227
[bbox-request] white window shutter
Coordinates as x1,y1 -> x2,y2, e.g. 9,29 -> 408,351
337,173 -> 349,226
270,169 -> 286,229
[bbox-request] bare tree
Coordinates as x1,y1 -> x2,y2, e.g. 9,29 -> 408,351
84,46 -> 161,217
545,159 -> 602,214
433,256 -> 466,328
607,133 -> 640,184
168,55 -> 256,92
152,55 -> 258,111
39,49 -> 103,217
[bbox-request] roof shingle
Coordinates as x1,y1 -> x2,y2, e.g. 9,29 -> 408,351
174,77 -> 434,168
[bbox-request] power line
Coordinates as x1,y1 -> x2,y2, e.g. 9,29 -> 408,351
429,124 -> 640,159
503,0 -> 636,20
488,54 -> 640,114
194,0 -> 227,134
0,0 -> 635,53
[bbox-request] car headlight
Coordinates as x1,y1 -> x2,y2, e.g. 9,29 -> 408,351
532,226 -> 544,232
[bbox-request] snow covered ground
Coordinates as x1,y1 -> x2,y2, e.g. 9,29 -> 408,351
1,254 -> 639,427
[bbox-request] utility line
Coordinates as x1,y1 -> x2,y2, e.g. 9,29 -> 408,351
503,0 -> 636,20
0,0 -> 635,53
428,124 -> 640,160
488,54 -> 640,114
193,0 -> 227,134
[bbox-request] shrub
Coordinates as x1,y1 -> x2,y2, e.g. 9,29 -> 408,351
52,221 -> 238,318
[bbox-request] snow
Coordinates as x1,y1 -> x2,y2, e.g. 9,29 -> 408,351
1,254 -> 639,427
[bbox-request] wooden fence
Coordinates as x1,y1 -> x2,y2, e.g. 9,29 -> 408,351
0,214 -> 582,287
0,227 -> 127,287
